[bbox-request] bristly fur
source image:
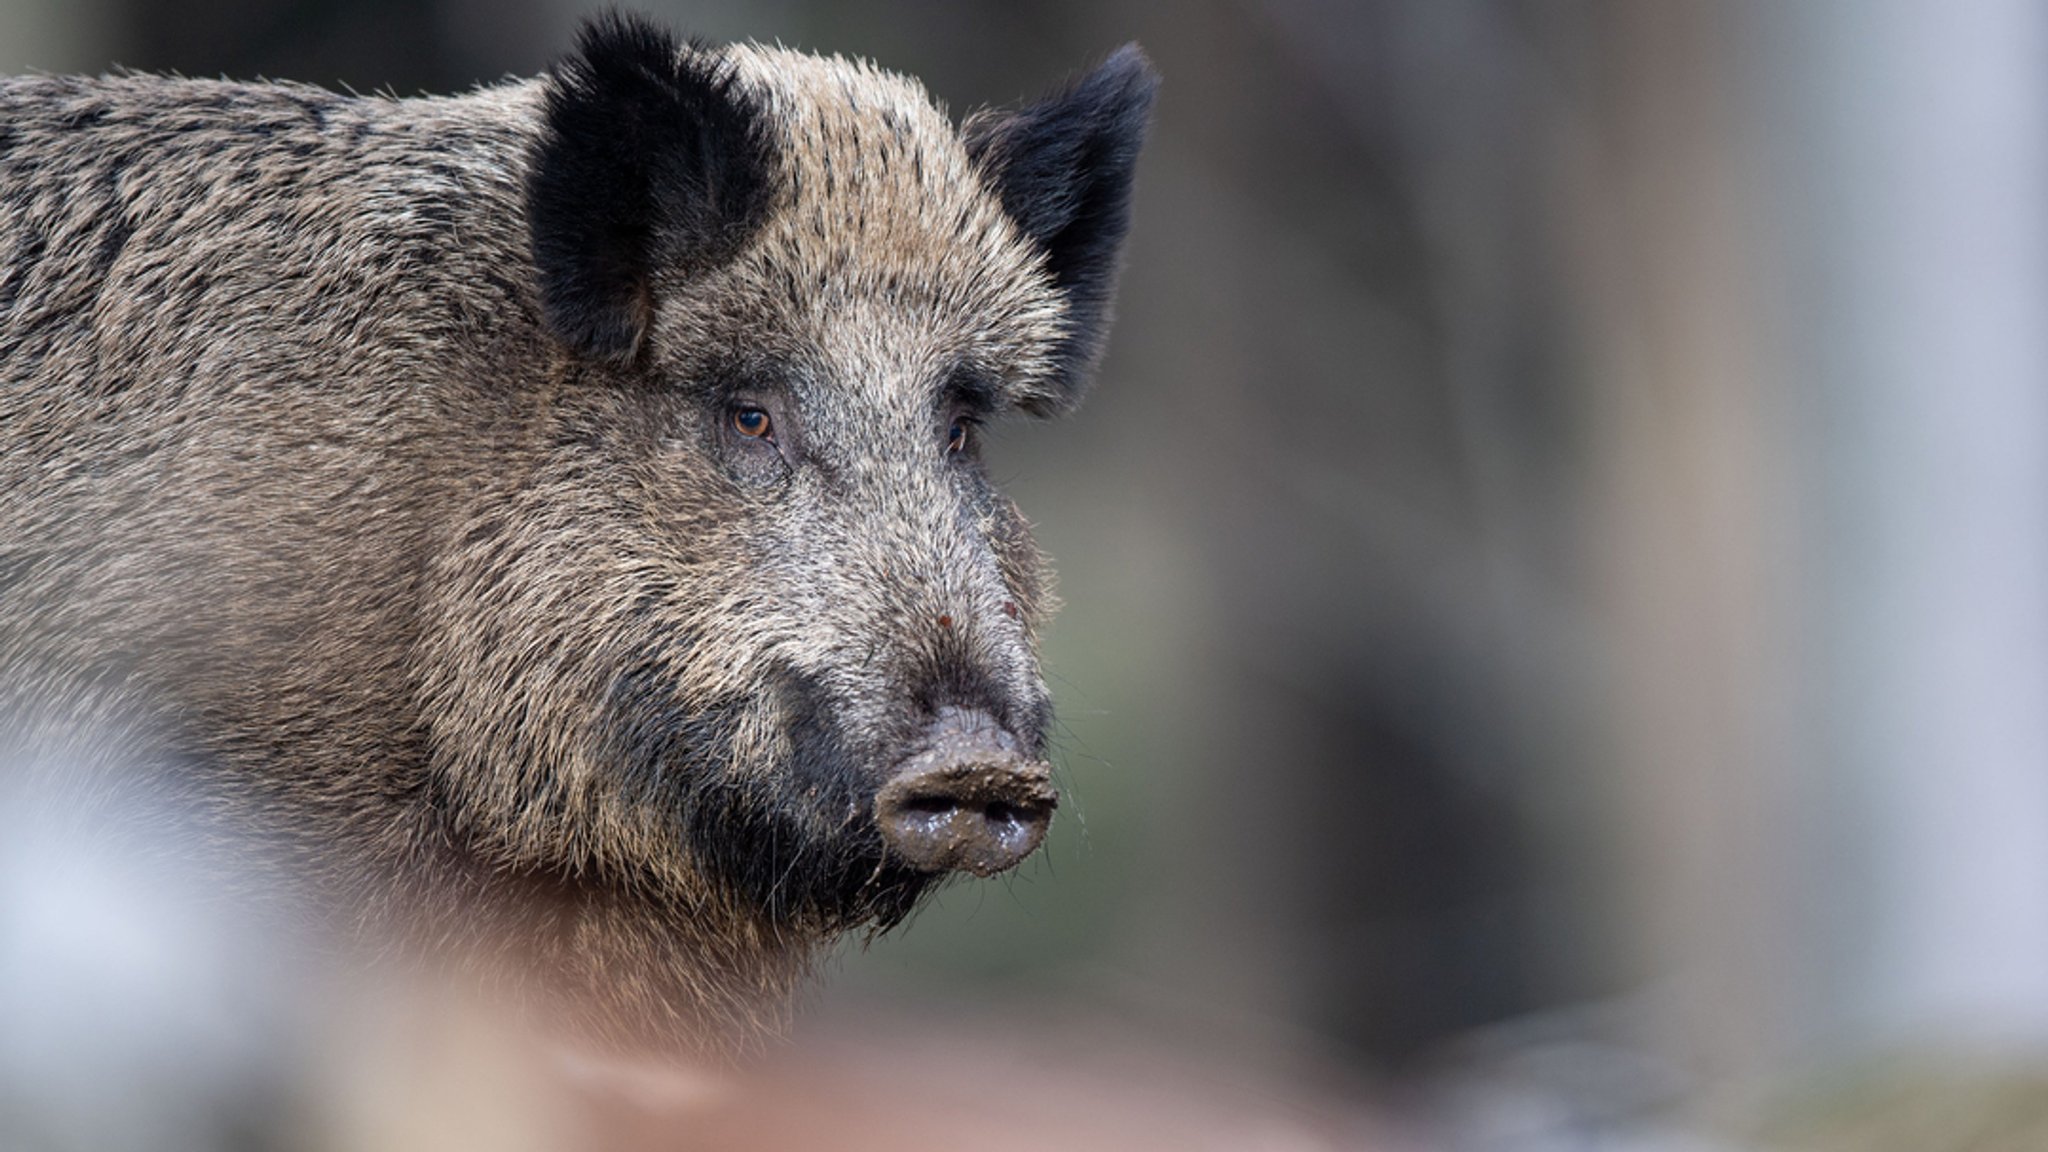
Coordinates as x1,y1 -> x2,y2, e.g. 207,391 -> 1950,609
0,15 -> 1154,1056
528,14 -> 778,364
963,45 -> 1158,410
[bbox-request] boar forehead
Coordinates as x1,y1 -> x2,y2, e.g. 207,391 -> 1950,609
647,46 -> 1070,417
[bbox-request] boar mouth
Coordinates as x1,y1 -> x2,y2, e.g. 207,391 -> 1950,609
606,667 -> 1052,929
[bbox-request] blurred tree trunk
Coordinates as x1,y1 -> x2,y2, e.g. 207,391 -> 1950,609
1759,0 -> 2048,1055
1566,0 -> 1799,1098
1573,0 -> 2048,1114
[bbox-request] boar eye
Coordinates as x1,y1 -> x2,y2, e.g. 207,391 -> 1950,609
946,417 -> 975,456
731,406 -> 773,440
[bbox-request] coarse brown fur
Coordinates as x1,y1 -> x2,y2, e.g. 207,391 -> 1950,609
0,16 -> 1154,1053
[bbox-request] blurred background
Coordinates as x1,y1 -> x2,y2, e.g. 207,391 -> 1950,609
6,0 -> 2048,1147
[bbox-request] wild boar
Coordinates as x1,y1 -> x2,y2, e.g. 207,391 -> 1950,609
0,14 -> 1154,1051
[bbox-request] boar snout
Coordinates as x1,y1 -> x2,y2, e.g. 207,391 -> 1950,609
874,707 -> 1055,878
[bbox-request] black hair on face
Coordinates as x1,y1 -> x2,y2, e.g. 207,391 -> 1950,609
526,12 -> 778,365
602,661 -> 937,932
964,45 -> 1159,407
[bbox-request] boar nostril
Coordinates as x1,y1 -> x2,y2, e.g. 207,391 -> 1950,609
874,708 -> 1055,877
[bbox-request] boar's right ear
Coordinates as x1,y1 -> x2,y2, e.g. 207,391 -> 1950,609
964,46 -> 1158,410
527,15 -> 775,366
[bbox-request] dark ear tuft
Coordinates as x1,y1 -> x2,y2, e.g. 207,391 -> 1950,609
964,45 -> 1158,406
527,14 -> 777,365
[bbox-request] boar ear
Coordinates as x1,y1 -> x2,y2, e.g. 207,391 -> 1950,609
964,45 -> 1158,406
527,15 -> 775,365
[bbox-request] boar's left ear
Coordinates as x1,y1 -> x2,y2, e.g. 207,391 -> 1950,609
527,15 -> 776,366
964,46 -> 1158,409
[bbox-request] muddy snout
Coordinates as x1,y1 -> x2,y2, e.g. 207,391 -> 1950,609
874,708 -> 1056,878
